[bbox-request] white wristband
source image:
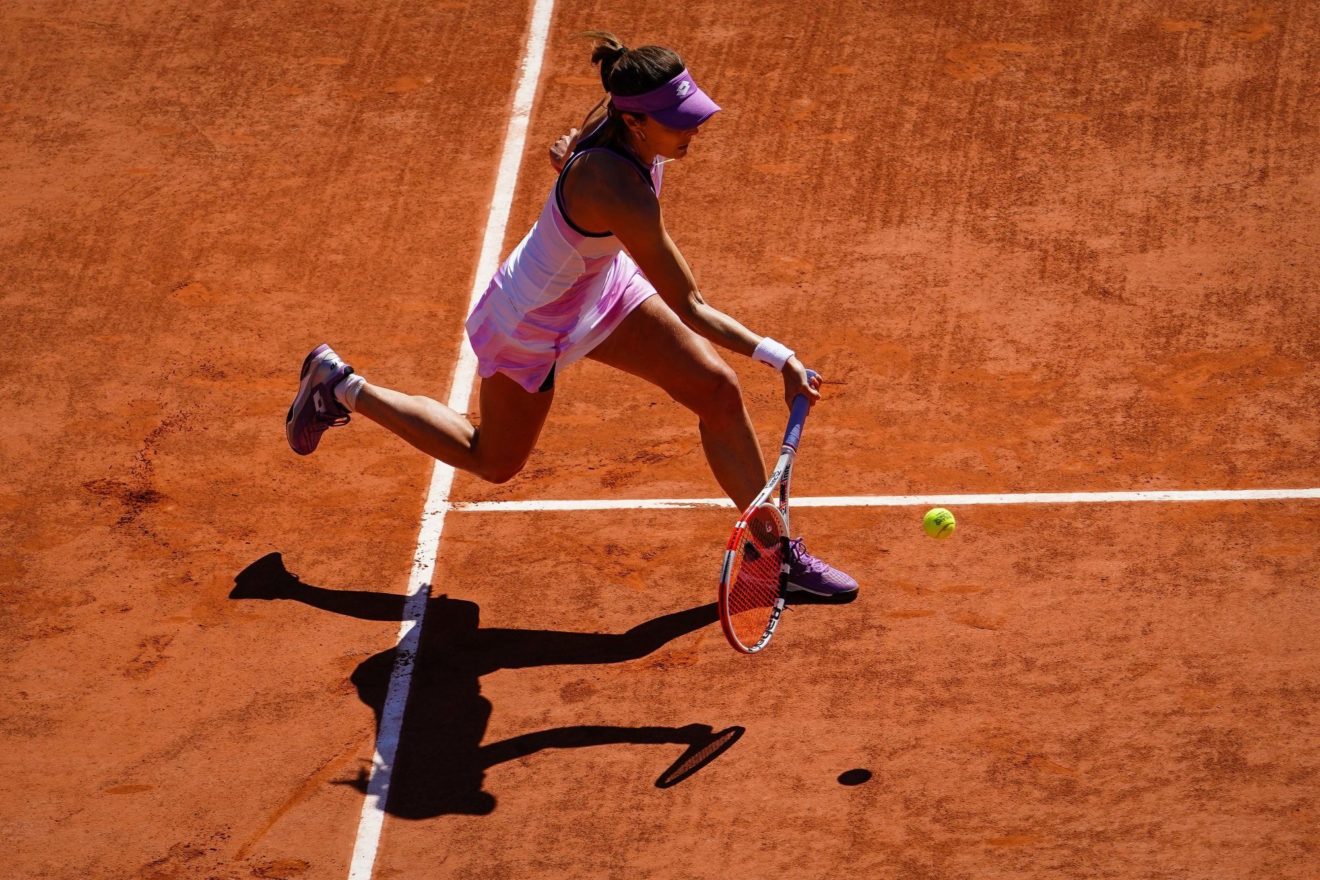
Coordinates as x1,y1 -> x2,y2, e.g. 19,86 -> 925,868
752,337 -> 794,371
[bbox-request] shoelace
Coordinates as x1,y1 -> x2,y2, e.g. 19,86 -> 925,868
312,389 -> 352,428
788,538 -> 831,574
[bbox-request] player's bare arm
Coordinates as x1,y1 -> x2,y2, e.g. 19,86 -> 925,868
568,152 -> 818,405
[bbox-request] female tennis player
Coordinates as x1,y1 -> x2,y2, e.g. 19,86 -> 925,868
286,32 -> 856,597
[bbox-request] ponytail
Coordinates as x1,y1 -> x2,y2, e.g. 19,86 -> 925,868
584,30 -> 627,92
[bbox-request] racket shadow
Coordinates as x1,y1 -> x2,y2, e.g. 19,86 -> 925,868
232,552 -> 740,818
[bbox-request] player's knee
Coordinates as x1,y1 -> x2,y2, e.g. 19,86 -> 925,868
680,361 -> 743,423
468,426 -> 530,484
478,457 -> 526,485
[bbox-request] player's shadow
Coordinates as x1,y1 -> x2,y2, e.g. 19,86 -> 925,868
231,552 -> 741,818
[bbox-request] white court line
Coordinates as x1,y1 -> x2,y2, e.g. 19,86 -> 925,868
446,488 -> 1320,512
345,1 -> 556,877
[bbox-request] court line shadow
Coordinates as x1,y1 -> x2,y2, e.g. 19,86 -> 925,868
231,552 -> 738,818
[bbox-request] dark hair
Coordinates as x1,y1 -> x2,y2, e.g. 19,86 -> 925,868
581,31 -> 683,146
584,31 -> 684,96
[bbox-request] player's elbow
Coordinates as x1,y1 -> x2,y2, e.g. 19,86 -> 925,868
671,290 -> 710,331
684,288 -> 707,316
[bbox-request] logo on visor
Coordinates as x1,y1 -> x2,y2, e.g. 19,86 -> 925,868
676,80 -> 692,98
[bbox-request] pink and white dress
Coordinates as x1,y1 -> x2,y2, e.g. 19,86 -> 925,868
465,134 -> 664,393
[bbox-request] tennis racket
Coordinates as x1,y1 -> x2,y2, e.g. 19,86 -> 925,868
718,370 -> 818,654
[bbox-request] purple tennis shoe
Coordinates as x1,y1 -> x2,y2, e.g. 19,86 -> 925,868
785,537 -> 858,597
286,343 -> 355,455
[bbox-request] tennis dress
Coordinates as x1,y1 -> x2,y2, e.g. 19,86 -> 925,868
465,132 -> 664,393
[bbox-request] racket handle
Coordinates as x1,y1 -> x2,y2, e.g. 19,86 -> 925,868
781,369 -> 818,453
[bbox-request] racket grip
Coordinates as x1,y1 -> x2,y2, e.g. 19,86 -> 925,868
781,369 -> 818,452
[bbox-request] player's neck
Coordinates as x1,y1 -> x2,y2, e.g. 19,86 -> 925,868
622,131 -> 660,167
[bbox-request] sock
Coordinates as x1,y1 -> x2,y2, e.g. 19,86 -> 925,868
335,372 -> 366,411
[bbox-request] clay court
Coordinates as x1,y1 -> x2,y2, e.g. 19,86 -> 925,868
2,1 -> 1318,878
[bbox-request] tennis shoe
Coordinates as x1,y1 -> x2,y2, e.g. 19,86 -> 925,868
785,537 -> 858,596
286,343 -> 355,455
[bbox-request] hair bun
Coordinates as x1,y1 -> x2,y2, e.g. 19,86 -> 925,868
592,42 -> 627,62
584,30 -> 627,90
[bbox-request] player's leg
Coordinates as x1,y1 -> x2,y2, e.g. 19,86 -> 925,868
354,370 -> 552,484
584,295 -> 765,509
286,343 -> 552,483
586,298 -> 858,596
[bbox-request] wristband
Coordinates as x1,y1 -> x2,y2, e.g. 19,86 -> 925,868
752,337 -> 794,371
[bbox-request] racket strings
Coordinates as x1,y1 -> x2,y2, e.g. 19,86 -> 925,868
725,506 -> 786,647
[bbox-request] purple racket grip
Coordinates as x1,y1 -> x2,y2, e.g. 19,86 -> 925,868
780,369 -> 819,452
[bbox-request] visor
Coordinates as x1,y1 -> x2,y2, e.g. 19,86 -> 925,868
611,69 -> 720,130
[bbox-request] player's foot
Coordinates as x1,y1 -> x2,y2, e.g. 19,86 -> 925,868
785,537 -> 858,596
286,343 -> 355,455
230,553 -> 299,600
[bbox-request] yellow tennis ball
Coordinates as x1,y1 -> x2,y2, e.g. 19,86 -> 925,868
922,507 -> 956,540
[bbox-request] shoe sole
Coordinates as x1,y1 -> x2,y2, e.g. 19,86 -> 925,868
785,580 -> 859,597
286,343 -> 333,455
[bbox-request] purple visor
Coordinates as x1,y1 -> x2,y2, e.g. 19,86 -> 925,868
611,69 -> 721,130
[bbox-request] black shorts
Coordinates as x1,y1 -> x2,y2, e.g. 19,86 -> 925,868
537,363 -> 556,393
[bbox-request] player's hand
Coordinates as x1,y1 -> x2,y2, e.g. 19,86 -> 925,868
782,357 -> 821,407
549,127 -> 579,172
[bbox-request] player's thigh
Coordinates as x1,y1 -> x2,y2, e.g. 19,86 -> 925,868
476,370 -> 554,473
585,295 -> 739,411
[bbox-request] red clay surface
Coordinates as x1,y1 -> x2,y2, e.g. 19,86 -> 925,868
2,1 -> 1318,879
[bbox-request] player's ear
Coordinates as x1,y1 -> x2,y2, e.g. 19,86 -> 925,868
622,111 -> 646,138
